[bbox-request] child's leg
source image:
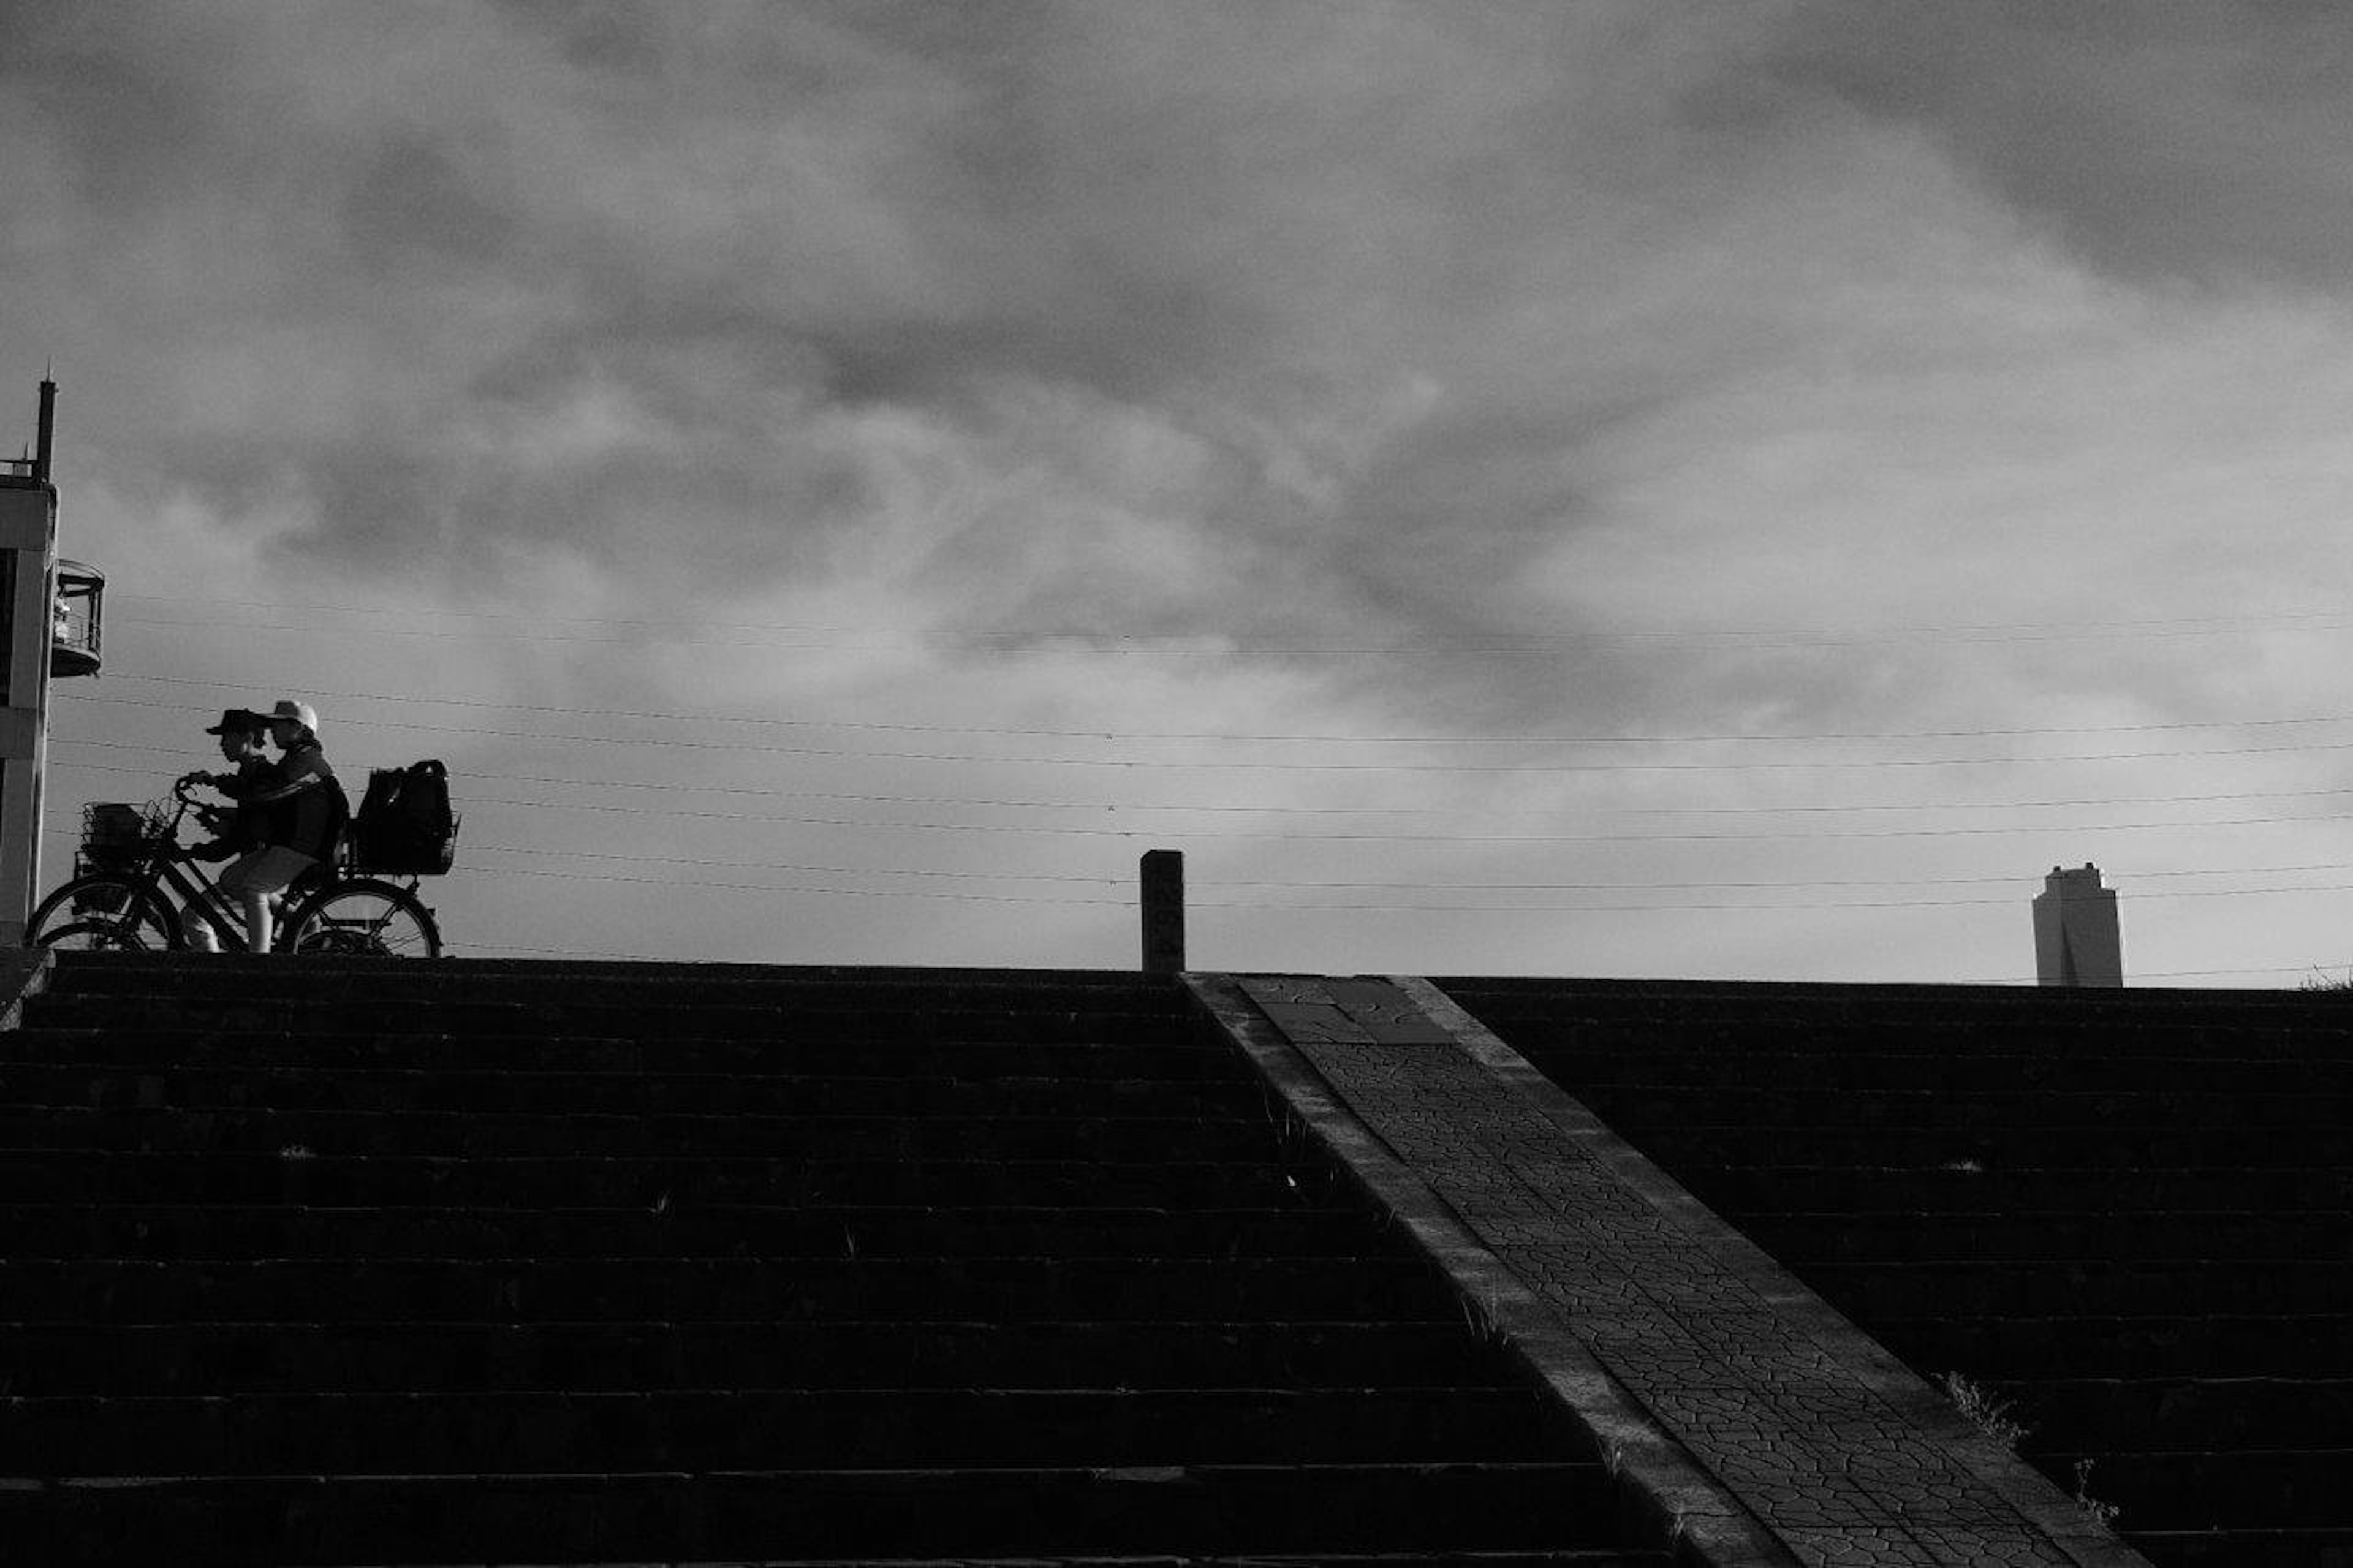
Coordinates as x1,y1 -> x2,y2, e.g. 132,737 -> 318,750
218,849 -> 317,953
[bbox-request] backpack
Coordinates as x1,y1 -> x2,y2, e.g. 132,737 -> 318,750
351,759 -> 459,875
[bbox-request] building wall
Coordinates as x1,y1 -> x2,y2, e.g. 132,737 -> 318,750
2032,864 -> 2123,987
0,480 -> 54,944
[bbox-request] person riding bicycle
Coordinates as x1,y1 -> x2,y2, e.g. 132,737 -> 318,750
183,708 -> 278,952
213,699 -> 350,954
30,700 -> 440,956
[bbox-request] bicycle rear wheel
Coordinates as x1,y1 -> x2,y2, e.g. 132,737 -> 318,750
282,878 -> 441,958
28,874 -> 182,950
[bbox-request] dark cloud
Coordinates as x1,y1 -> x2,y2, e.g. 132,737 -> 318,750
1748,0 -> 2353,290
343,138 -> 517,272
19,0 -> 2329,744
489,0 -> 670,78
0,3 -> 233,208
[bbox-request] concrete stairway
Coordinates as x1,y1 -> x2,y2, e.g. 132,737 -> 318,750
0,953 -> 1670,1567
1439,977 -> 2353,1568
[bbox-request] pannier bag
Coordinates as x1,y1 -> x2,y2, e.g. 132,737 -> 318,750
351,759 -> 460,875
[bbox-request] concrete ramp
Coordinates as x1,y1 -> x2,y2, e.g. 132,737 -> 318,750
1197,973 -> 2147,1568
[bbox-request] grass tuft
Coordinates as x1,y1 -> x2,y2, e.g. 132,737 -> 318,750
1938,1370 -> 2029,1449
2072,1458 -> 2123,1528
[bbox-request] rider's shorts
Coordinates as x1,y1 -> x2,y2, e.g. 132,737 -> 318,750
216,846 -> 318,901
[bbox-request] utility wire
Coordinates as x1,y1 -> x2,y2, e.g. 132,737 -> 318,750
50,708 -> 2353,773
146,854 -> 2353,914
456,844 -> 2353,892
104,594 -> 2353,648
53,727 -> 2353,820
74,668 -> 2353,747
47,753 -> 2353,843
43,808 -> 2353,892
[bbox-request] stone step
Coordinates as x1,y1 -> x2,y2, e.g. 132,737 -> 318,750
1732,1208 -> 2353,1263
0,1107 -> 1284,1162
1530,1052 -> 2353,1094
1796,1258 -> 2353,1319
0,1255 -> 1462,1324
1993,1376 -> 2353,1451
2026,1445 -> 2353,1530
0,1460 -> 1626,1562
0,1387 -> 1555,1474
1580,1085 -> 2353,1129
2129,1526 -> 2353,1567
1470,1010 -> 2353,1049
1442,977 -> 2353,1028
2,1028 -> 1235,1081
0,1203 -> 1384,1262
1673,1162 -> 2353,1213
0,1319 -> 1496,1396
0,1061 -> 1262,1117
44,953 -> 1192,1013
297,1557 -> 1674,1568
1607,1121 -> 2353,1168
1876,1313 -> 2353,1379
284,1553 -> 1684,1563
1496,1007 -> 2353,1031
0,1149 -> 1343,1208
23,994 -> 1194,1045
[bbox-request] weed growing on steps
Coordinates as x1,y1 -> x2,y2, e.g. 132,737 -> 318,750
1941,1373 -> 2125,1529
1938,1371 -> 2029,1449
2072,1459 -> 2123,1528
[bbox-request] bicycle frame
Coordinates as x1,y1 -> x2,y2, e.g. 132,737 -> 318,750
78,796 -> 254,950
73,782 -> 315,953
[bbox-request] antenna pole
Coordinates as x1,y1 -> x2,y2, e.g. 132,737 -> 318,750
32,376 -> 56,486
31,374 -> 55,482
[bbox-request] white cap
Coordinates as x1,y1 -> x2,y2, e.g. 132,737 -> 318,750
267,699 -> 320,737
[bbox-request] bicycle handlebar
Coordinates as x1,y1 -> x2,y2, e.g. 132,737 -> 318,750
149,774 -> 219,847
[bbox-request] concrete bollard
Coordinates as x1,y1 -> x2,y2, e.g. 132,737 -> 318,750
1140,849 -> 1184,974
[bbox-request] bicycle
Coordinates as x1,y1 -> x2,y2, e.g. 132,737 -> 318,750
29,773 -> 443,957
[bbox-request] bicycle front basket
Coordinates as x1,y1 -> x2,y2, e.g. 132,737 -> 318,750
80,803 -> 151,868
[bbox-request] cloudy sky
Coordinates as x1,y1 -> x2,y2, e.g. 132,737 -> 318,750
9,0 -> 2353,983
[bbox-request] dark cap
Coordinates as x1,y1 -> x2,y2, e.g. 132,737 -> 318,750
203,708 -> 268,736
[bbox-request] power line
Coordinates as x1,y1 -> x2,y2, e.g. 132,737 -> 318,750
47,753 -> 2353,843
55,728 -> 2353,820
457,844 -> 2353,895
105,594 -> 2353,648
44,806 -> 2353,892
189,854 -> 2353,915
74,669 -> 2353,747
51,710 -> 2353,773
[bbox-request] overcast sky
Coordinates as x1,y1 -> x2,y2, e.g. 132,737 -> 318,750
9,0 -> 2353,982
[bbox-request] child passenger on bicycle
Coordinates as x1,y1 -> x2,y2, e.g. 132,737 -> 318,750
198,699 -> 350,955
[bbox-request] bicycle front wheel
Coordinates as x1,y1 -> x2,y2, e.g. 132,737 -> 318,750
28,874 -> 183,950
282,879 -> 441,958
